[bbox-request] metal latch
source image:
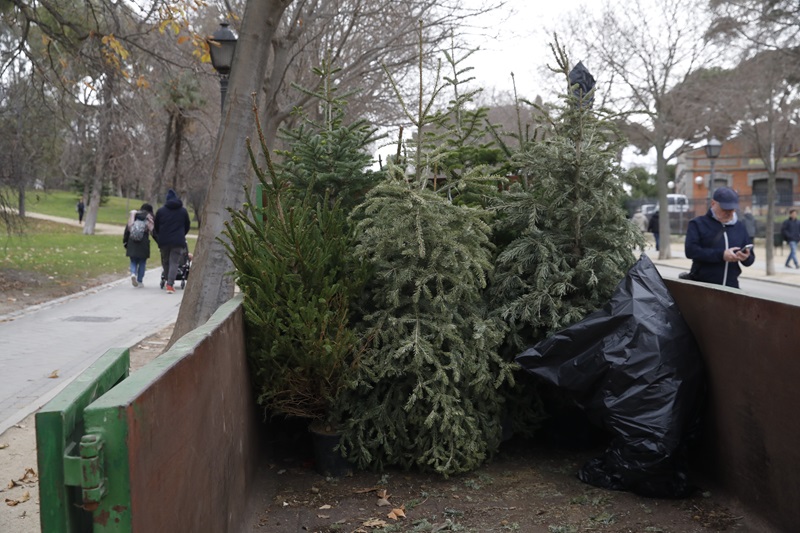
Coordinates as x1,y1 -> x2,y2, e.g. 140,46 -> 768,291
63,433 -> 107,508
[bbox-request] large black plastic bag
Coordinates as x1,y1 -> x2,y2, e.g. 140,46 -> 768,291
516,254 -> 704,498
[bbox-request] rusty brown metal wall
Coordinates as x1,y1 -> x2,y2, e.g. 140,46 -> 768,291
123,301 -> 263,533
666,280 -> 800,532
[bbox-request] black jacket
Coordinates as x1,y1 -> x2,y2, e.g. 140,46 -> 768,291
123,211 -> 154,259
685,210 -> 755,288
154,189 -> 191,247
781,217 -> 800,243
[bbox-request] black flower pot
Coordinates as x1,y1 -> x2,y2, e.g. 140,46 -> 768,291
309,423 -> 352,477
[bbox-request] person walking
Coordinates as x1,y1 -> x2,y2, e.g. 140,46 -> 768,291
123,204 -> 156,287
647,209 -> 660,251
685,187 -> 754,288
154,189 -> 191,294
632,208 -> 648,252
781,209 -> 800,269
76,199 -> 85,224
742,205 -> 756,243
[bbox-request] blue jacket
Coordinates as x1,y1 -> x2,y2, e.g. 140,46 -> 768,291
685,210 -> 755,288
154,189 -> 191,247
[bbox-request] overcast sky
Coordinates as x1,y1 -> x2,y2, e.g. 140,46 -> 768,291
462,1 -> 591,98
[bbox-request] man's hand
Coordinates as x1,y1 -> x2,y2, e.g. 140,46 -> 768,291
724,248 -> 743,262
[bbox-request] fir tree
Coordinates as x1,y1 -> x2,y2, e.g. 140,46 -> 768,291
336,180 -> 514,476
222,105 -> 365,423
336,33 -> 516,476
490,41 -> 645,354
277,59 -> 383,212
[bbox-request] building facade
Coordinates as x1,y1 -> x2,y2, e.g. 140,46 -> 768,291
675,137 -> 800,218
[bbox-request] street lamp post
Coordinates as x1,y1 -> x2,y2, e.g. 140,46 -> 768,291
207,22 -> 238,112
704,136 -> 723,200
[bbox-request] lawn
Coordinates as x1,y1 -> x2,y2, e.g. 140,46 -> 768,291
1,218 -> 128,281
24,189 -> 150,226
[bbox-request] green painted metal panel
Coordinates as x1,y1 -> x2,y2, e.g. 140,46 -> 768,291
82,404 -> 131,531
36,347 -> 130,533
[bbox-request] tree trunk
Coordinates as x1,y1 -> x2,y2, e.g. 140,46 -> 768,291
83,73 -> 114,235
655,144 -> 672,260
17,185 -> 26,217
169,0 -> 294,344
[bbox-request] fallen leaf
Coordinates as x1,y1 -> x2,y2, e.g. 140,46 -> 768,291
376,497 -> 391,507
362,518 -> 387,527
48,370 -> 59,379
0,443 -> 8,450
5,490 -> 31,506
317,514 -> 330,519
353,487 -> 380,494
318,504 -> 331,510
19,468 -> 37,482
376,489 -> 389,499
13,424 -> 25,429
387,507 -> 406,520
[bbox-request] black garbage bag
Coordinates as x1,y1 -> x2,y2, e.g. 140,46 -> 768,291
516,254 -> 704,498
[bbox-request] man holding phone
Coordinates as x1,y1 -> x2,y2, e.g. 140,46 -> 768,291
684,186 -> 755,288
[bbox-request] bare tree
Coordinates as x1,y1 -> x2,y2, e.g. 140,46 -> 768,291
707,0 -> 800,55
170,0 -> 502,339
250,0 -> 492,147
716,50 -> 800,275
560,0 -> 724,259
169,0 -> 294,343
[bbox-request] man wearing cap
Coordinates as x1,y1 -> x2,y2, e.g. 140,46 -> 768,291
684,186 -> 755,288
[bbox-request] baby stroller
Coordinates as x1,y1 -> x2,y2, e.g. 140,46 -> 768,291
160,251 -> 192,289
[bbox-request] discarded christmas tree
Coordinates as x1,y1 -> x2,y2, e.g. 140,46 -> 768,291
490,43 -> 644,354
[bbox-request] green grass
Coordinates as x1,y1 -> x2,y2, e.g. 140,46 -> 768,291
1,219 -> 128,283
24,189 -> 148,226
2,191 -> 198,293
23,189 -> 198,233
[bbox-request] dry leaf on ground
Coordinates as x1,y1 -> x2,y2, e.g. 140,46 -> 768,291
5,490 -> 31,506
388,506 -> 406,520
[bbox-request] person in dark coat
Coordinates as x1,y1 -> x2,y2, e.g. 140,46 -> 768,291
153,189 -> 191,293
123,203 -> 156,288
781,209 -> 800,269
685,187 -> 754,288
647,209 -> 660,251
742,206 -> 756,242
77,199 -> 85,224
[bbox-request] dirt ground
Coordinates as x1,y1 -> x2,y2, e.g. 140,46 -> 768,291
0,282 -> 775,533
0,268 -> 122,318
243,418 -> 773,533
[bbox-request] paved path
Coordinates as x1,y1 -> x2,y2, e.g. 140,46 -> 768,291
0,269 -> 184,435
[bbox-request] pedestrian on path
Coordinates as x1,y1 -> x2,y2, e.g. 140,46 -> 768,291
154,189 -> 190,294
76,199 -> 85,224
632,209 -> 648,252
123,203 -> 156,287
685,187 -> 754,288
647,209 -> 660,251
781,209 -> 800,269
743,206 -> 756,242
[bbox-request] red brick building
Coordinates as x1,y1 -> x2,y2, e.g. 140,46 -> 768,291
675,137 -> 800,218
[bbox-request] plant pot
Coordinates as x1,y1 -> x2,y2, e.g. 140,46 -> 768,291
309,422 -> 352,477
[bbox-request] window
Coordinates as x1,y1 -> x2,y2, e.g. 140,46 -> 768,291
752,178 -> 793,206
